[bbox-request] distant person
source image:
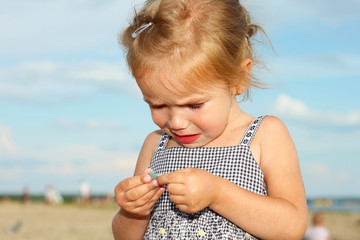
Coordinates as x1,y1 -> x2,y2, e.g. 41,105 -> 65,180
44,185 -> 52,204
79,180 -> 91,204
45,185 -> 63,205
304,212 -> 330,240
21,186 -> 30,204
2,195 -> 11,203
112,0 -> 308,239
104,191 -> 114,204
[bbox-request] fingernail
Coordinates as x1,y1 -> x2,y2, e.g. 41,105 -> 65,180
152,180 -> 159,187
144,175 -> 151,182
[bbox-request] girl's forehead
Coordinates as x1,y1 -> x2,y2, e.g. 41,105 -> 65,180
143,90 -> 208,106
136,66 -> 227,96
139,77 -> 207,102
138,71 -> 229,104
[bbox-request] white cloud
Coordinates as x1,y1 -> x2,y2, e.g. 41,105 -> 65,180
0,141 -> 138,190
0,60 -> 139,102
0,0 -> 143,56
268,54 -> 360,82
336,170 -> 351,183
0,121 -> 18,156
35,163 -> 76,176
303,162 -> 331,180
0,166 -> 23,180
302,161 -> 355,196
272,95 -> 311,118
303,162 -> 353,184
17,143 -> 139,173
68,62 -> 126,82
303,161 -> 354,185
292,0 -> 360,24
246,0 -> 360,29
86,156 -> 137,174
272,94 -> 360,127
55,118 -> 124,132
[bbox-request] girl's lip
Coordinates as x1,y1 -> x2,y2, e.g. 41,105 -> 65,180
173,133 -> 200,144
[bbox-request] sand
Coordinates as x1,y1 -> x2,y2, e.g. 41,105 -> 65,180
0,202 -> 118,240
307,211 -> 360,240
1,202 -> 359,240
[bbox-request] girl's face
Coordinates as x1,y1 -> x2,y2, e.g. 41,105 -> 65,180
138,72 -> 240,148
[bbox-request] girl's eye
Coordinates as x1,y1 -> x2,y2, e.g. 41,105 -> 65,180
150,104 -> 166,109
188,103 -> 204,109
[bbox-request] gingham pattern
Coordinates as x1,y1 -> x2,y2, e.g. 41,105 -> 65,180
145,116 -> 267,240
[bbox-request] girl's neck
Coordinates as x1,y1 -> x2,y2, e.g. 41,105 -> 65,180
204,108 -> 253,148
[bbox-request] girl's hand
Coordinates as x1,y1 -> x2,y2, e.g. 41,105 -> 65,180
114,168 -> 165,217
156,168 -> 220,214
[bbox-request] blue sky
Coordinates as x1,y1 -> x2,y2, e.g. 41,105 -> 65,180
0,0 -> 359,197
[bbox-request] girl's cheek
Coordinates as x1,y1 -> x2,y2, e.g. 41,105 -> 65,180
151,112 -> 167,128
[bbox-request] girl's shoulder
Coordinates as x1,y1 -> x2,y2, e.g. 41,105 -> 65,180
255,115 -> 297,170
259,115 -> 289,135
146,130 -> 163,143
142,130 -> 163,155
249,115 -> 294,163
258,115 -> 292,142
134,130 -> 163,176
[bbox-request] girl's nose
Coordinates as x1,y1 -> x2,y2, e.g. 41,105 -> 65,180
169,111 -> 188,130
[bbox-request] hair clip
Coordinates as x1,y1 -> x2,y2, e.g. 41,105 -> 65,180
132,22 -> 153,39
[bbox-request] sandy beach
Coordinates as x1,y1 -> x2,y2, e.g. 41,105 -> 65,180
1,202 -> 359,240
307,211 -> 360,240
0,202 -> 118,240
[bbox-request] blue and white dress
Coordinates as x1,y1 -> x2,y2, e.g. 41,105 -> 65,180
144,116 -> 268,240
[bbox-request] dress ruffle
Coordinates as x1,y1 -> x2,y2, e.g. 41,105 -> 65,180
144,208 -> 259,240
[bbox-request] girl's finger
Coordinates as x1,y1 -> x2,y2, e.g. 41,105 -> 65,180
146,186 -> 165,206
141,168 -> 154,183
117,175 -> 145,192
143,168 -> 154,175
166,183 -> 185,195
168,194 -> 186,205
156,171 -> 184,186
129,187 -> 165,215
131,186 -> 161,207
124,180 -> 159,201
176,204 -> 197,214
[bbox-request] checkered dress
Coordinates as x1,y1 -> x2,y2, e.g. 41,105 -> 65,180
144,116 -> 267,240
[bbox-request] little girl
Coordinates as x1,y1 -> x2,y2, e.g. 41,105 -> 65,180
113,0 -> 307,239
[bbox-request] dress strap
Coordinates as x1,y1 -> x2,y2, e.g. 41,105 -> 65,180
240,116 -> 267,147
156,132 -> 170,151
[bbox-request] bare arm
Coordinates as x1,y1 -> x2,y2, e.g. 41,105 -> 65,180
212,116 -> 307,239
112,131 -> 163,240
157,117 -> 307,240
112,209 -> 150,240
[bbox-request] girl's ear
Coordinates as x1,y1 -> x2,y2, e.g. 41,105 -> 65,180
232,85 -> 246,96
240,58 -> 253,74
232,58 -> 252,96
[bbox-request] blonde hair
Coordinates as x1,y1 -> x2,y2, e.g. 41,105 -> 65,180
121,0 -> 266,99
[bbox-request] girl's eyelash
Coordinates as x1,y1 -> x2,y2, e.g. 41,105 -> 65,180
151,105 -> 166,109
149,103 -> 205,109
188,103 -> 204,109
